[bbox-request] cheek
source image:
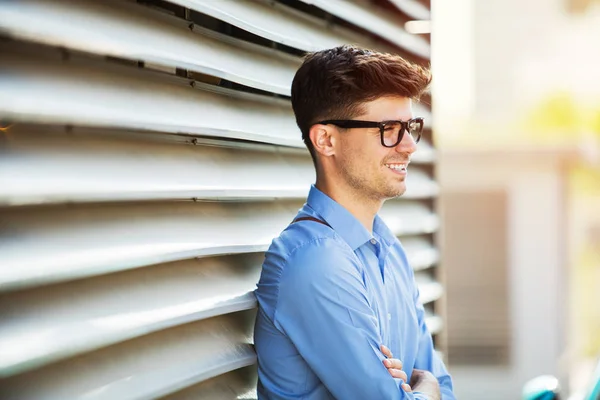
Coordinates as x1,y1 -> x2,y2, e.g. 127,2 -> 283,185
339,135 -> 385,170
338,137 -> 361,162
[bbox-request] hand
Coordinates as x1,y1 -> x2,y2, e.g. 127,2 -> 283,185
380,344 -> 412,393
410,369 -> 441,400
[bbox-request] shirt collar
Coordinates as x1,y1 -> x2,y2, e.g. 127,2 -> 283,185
373,214 -> 396,247
305,185 -> 390,251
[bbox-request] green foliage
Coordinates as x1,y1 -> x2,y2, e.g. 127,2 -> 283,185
523,92 -> 600,141
527,92 -> 578,130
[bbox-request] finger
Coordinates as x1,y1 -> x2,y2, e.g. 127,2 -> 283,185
383,358 -> 403,370
402,383 -> 412,393
387,369 -> 408,382
380,344 -> 393,358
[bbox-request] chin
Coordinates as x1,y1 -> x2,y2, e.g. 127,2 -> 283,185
394,189 -> 407,198
382,185 -> 406,200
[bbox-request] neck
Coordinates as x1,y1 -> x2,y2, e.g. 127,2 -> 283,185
315,176 -> 382,234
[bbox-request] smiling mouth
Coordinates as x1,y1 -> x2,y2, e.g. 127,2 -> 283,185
384,162 -> 408,173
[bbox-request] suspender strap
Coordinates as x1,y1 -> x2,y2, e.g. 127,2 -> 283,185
292,216 -> 332,228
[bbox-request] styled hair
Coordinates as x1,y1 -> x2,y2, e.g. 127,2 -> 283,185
291,45 -> 431,163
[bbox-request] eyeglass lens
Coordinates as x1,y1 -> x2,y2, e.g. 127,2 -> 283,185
381,120 -> 422,147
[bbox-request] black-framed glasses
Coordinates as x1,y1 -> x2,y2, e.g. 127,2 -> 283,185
316,117 -> 424,147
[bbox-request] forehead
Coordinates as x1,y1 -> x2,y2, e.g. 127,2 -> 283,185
358,96 -> 413,120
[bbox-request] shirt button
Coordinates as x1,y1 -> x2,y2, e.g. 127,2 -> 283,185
370,239 -> 377,245
388,313 -> 392,321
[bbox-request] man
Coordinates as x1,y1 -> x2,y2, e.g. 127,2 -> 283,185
254,45 -> 456,399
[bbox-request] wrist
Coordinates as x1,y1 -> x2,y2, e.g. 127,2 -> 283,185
411,389 -> 440,400
411,371 -> 441,400
411,391 -> 428,400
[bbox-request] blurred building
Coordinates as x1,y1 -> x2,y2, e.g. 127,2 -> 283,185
433,0 -> 600,398
439,147 -> 581,399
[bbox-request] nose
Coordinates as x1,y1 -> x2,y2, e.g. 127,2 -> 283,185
395,130 -> 417,154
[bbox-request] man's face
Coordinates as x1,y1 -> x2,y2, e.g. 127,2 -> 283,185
335,96 -> 418,201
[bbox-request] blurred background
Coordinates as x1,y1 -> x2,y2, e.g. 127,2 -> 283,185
433,0 -> 600,398
0,0 -> 598,399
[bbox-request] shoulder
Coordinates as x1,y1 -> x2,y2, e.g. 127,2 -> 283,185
259,220 -> 355,278
277,230 -> 364,297
266,219 -> 341,261
283,220 -> 357,266
287,234 -> 355,270
258,221 -> 364,306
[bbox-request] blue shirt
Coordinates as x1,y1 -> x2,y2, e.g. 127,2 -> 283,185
254,185 -> 455,399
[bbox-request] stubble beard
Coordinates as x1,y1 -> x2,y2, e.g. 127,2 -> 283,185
340,161 -> 406,203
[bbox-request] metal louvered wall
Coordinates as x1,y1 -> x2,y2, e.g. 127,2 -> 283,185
0,0 -> 440,398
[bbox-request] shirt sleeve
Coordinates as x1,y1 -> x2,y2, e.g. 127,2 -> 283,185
274,238 -> 416,400
411,275 -> 457,400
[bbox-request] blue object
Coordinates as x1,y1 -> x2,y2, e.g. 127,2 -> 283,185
254,185 -> 456,399
521,375 -> 561,400
584,358 -> 600,400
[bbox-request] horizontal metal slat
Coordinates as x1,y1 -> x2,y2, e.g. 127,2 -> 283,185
0,45 -> 299,147
1,200 -> 438,292
0,45 -> 433,148
0,126 -> 437,206
379,201 -> 440,236
425,313 -> 444,335
0,201 -> 295,292
0,255 -> 262,378
388,0 -> 431,20
415,272 -> 444,304
161,366 -> 257,400
0,0 -> 301,96
1,246 -> 439,376
401,236 -> 440,271
0,312 -> 257,400
299,0 -> 429,59
167,0 -> 388,53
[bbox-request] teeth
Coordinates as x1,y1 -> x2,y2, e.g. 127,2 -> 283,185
385,164 -> 407,171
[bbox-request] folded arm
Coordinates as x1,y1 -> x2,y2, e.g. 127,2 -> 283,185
275,239 -> 416,399
411,275 -> 456,400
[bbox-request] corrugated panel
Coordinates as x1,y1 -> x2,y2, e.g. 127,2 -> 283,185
0,125 -> 437,206
0,311 -> 257,399
388,0 -> 431,20
0,42 -> 433,148
299,0 -> 430,58
0,0 -> 301,96
0,45 -> 299,148
415,273 -> 445,304
0,0 -> 442,397
1,249 -> 440,378
0,255 -> 262,377
161,366 -> 258,400
426,315 -> 445,336
0,196 -> 437,291
166,0 -> 399,54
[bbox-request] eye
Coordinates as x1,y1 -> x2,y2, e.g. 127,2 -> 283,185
383,122 -> 401,131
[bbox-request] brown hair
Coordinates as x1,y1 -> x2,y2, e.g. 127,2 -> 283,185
291,45 -> 431,163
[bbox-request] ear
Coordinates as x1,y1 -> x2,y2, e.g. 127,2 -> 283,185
309,124 -> 336,157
